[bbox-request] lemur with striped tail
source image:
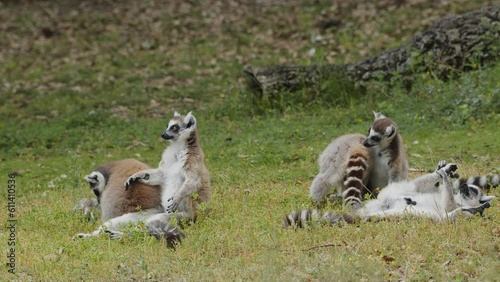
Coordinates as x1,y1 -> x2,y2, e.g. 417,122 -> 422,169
310,112 -> 408,209
285,161 -> 495,228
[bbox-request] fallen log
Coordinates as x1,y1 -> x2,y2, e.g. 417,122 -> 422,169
244,6 -> 500,97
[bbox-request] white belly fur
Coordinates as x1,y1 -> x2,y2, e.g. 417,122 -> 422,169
159,143 -> 187,207
360,182 -> 443,219
370,151 -> 390,189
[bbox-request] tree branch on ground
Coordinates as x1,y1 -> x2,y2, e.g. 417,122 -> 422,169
244,6 -> 500,97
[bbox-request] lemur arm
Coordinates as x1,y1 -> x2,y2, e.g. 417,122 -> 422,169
124,168 -> 164,190
412,173 -> 442,193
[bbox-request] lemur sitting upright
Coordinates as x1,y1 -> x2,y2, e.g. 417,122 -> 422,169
124,111 -> 211,225
310,112 -> 408,209
74,112 -> 210,247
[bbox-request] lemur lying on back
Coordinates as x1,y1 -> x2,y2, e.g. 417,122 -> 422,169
74,112 -> 210,247
74,159 -> 162,221
284,161 -> 496,228
310,112 -> 409,209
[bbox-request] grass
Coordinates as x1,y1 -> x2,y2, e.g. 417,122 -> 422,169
0,0 -> 499,281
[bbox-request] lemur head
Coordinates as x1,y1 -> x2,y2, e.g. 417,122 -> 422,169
161,111 -> 197,142
83,171 -> 106,203
456,183 -> 494,206
363,112 -> 398,148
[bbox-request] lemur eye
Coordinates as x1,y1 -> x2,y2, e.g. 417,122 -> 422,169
371,136 -> 381,142
170,125 -> 180,132
469,188 -> 479,197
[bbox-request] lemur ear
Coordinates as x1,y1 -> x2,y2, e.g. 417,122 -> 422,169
373,111 -> 386,120
185,111 -> 196,128
174,111 -> 181,117
385,125 -> 396,137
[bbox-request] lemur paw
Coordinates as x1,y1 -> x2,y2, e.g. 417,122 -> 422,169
404,197 -> 417,206
437,163 -> 459,179
105,230 -> 124,239
166,197 -> 179,214
436,160 -> 448,171
463,202 -> 491,217
73,233 -> 91,239
124,173 -> 150,190
124,177 -> 138,190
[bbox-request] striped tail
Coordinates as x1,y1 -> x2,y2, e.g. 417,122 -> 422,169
146,220 -> 185,248
342,152 -> 369,209
452,175 -> 500,191
282,209 -> 356,229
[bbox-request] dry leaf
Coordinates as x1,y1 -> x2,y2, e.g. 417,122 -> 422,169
382,255 -> 395,263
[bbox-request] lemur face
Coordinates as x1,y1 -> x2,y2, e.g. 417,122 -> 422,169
363,113 -> 397,148
458,184 -> 494,206
161,112 -> 196,142
83,171 -> 106,203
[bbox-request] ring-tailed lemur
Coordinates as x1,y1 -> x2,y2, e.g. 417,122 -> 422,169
74,159 -> 163,221
310,112 -> 408,209
74,112 -> 210,247
73,159 -> 184,247
285,162 -> 495,228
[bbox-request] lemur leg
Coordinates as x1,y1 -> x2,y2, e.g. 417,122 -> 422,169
444,202 -> 491,220
413,161 -> 458,193
362,209 -> 411,219
165,172 -> 201,213
309,172 -> 333,203
465,202 -> 491,216
145,211 -> 193,224
412,173 -> 442,193
436,164 -> 459,213
74,209 -> 159,239
124,168 -> 164,190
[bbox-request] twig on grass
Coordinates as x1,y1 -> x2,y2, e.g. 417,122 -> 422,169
266,241 -> 346,253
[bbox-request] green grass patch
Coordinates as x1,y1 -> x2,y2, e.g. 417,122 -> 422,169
0,1 -> 498,280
